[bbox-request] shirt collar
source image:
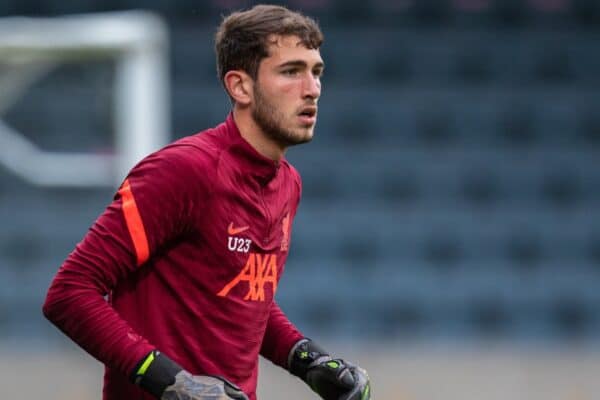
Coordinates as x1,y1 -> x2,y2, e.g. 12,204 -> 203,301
224,112 -> 281,184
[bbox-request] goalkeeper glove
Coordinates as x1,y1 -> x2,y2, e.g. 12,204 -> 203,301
132,350 -> 248,400
288,339 -> 371,400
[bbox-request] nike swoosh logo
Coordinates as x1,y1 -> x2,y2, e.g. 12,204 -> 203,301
228,222 -> 249,236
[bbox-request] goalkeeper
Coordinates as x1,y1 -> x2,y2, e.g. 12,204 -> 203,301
43,4 -> 370,400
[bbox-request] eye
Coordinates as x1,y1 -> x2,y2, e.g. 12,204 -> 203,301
282,69 -> 299,76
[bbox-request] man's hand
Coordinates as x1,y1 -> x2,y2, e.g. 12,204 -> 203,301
288,339 -> 371,400
338,364 -> 370,400
132,350 -> 248,400
162,371 -> 248,400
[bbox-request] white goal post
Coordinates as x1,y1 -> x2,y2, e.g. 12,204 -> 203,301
0,11 -> 170,187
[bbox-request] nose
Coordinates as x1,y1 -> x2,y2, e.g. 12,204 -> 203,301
302,73 -> 321,100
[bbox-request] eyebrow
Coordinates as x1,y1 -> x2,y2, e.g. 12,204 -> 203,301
277,60 -> 325,70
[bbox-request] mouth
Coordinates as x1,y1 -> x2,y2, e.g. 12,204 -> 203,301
298,106 -> 317,125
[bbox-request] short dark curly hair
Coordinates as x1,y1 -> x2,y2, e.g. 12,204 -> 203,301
215,4 -> 323,85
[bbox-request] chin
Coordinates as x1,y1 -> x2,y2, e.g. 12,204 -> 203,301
284,129 -> 314,146
296,127 -> 315,141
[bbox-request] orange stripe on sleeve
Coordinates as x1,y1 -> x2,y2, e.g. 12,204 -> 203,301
118,179 -> 150,266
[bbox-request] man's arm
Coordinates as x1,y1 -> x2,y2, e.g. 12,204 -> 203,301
260,301 -> 304,368
43,146 -> 247,399
260,303 -> 371,400
42,178 -> 158,375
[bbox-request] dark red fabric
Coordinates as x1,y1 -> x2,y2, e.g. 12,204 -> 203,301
43,114 -> 304,400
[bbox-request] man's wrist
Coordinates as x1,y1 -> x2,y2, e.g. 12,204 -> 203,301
131,350 -> 183,398
288,338 -> 331,381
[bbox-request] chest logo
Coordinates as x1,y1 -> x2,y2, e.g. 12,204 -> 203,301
227,222 -> 251,253
228,222 -> 249,235
217,252 -> 278,301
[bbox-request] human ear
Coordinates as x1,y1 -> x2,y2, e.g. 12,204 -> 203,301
223,70 -> 253,106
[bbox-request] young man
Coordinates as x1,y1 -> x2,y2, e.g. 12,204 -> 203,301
43,5 -> 370,400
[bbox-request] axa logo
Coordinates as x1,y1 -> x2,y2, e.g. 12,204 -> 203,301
227,222 -> 251,253
217,252 -> 278,301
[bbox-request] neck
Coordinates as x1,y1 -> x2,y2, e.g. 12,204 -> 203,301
232,107 -> 286,161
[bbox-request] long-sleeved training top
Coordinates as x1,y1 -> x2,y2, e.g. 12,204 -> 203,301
43,113 -> 304,400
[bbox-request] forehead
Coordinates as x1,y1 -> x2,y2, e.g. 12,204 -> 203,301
263,34 -> 323,65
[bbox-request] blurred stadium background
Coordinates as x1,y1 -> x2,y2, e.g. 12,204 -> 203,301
1,0 -> 599,399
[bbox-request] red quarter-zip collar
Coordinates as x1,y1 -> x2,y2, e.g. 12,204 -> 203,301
224,112 -> 281,183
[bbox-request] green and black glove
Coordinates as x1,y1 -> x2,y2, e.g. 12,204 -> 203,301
288,339 -> 371,400
132,350 -> 249,400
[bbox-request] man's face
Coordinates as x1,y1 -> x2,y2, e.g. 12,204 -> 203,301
251,35 -> 324,147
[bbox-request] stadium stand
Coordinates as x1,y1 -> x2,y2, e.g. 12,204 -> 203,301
0,0 -> 599,342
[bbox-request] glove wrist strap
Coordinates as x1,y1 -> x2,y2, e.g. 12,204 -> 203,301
288,338 -> 331,381
131,350 -> 183,398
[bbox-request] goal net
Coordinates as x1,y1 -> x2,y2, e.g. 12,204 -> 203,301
0,11 -> 170,187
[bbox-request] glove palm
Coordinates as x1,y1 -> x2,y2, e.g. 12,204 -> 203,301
162,371 -> 248,400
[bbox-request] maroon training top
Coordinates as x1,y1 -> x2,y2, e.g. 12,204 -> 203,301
43,114 -> 304,400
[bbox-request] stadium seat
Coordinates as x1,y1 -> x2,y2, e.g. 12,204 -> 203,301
504,231 -> 543,270
586,235 -> 600,266
377,171 -> 421,205
578,112 -> 600,146
415,108 -> 457,147
452,48 -> 493,83
573,0 -> 600,26
372,50 -> 413,83
532,47 -> 573,83
540,170 -> 581,208
490,0 -> 531,26
422,234 -> 463,269
469,299 -> 510,336
460,171 -> 500,207
496,106 -> 537,146
552,298 -> 591,337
